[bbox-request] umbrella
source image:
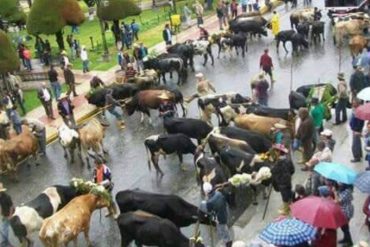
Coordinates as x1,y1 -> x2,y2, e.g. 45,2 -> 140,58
357,87 -> 370,101
314,162 -> 357,184
259,218 -> 317,246
355,102 -> 370,121
354,171 -> 370,193
290,196 -> 347,229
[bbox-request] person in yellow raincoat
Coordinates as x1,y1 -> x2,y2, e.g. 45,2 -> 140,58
271,11 -> 280,36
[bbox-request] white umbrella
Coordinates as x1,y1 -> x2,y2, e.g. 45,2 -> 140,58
357,87 -> 370,101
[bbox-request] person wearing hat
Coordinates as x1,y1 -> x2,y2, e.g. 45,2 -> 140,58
80,45 -> 89,73
310,97 -> 325,147
0,183 -> 14,247
60,50 -> 70,69
48,65 -> 62,100
320,129 -> 336,151
105,89 -> 125,129
271,123 -> 287,145
350,98 -> 365,162
158,93 -> 176,119
259,49 -> 274,86
200,182 -> 233,247
124,63 -> 137,82
198,25 -> 209,40
296,107 -> 315,163
196,72 -> 216,96
302,141 -> 332,171
350,65 -> 366,99
37,82 -> 55,120
193,0 -> 204,27
335,72 -> 349,125
255,73 -> 269,106
133,42 -> 148,73
63,64 -> 78,98
57,93 -> 76,128
22,118 -> 47,156
270,143 -> 295,216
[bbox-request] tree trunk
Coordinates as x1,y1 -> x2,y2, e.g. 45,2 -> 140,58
99,19 -> 109,59
27,0 -> 32,7
55,31 -> 65,51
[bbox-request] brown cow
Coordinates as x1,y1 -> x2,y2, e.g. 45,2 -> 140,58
39,193 -> 110,247
0,126 -> 38,179
349,35 -> 368,57
290,8 -> 315,29
127,69 -> 159,89
333,19 -> 369,46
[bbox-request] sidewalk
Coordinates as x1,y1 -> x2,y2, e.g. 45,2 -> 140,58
23,0 -> 282,144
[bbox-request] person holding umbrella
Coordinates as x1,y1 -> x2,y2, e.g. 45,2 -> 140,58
350,98 -> 365,163
365,122 -> 370,170
363,195 -> 370,233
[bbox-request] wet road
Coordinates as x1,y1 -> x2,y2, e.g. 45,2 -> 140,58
2,2 -> 362,246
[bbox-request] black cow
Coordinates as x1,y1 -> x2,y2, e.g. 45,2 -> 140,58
167,43 -> 195,71
144,133 -> 197,176
296,22 -> 310,39
86,83 -> 139,107
117,212 -> 205,247
219,126 -> 272,153
289,91 -> 307,110
296,83 -> 337,97
10,185 -> 79,247
143,53 -> 187,85
245,104 -> 295,121
229,18 -> 268,37
276,30 -> 309,53
116,190 -> 214,227
220,33 -> 248,57
163,117 -> 213,144
207,132 -> 257,155
311,21 -> 325,43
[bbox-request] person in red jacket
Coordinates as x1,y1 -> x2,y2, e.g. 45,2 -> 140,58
259,49 -> 274,87
363,195 -> 370,233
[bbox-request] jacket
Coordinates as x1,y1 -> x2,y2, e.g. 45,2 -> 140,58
350,112 -> 364,132
271,157 -> 295,191
260,53 -> 273,69
310,104 -> 325,128
296,115 -> 315,143
203,191 -> 228,224
162,28 -> 172,42
349,70 -> 366,93
57,98 -> 74,117
63,68 -> 75,85
48,69 -> 58,82
37,87 -> 53,102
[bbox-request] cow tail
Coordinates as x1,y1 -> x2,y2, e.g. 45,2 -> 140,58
144,142 -> 152,171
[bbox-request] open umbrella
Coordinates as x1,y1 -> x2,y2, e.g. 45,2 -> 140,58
259,218 -> 317,246
354,171 -> 370,193
355,102 -> 370,121
357,87 -> 370,101
290,196 -> 347,229
314,162 -> 357,184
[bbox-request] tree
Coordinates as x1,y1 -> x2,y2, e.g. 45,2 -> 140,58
0,0 -> 27,29
0,30 -> 19,91
27,0 -> 85,50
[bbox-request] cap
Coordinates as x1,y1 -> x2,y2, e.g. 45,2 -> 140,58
195,72 -> 204,78
203,182 -> 213,194
337,72 -> 345,80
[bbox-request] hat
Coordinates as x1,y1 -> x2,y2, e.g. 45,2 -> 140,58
274,123 -> 287,129
127,63 -> 133,67
195,72 -> 204,78
61,50 -> 67,55
203,182 -> 213,194
318,185 -> 330,197
320,129 -> 333,137
133,43 -> 139,48
337,72 -> 345,80
0,183 -> 7,192
199,24 -> 204,29
272,143 -> 288,154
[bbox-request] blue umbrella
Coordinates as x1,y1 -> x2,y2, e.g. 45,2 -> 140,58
259,218 -> 317,246
354,171 -> 370,193
314,162 -> 357,185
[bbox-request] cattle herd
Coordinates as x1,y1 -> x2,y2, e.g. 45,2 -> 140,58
2,6 -> 368,247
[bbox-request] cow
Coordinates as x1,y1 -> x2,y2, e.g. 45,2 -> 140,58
333,19 -> 369,46
296,22 -> 310,39
124,89 -> 186,124
39,193 -> 111,247
116,189 -> 215,227
186,39 -> 215,66
290,8 -> 315,29
295,83 -> 336,97
206,132 -> 257,155
276,30 -> 309,53
117,211 -> 205,247
163,117 -> 212,144
166,42 -> 195,71
229,18 -> 268,37
144,133 -> 197,176
9,185 -> 80,247
219,32 -> 248,58
57,123 -> 81,164
289,91 -> 307,110
311,21 -> 325,44
0,126 -> 39,179
126,69 -> 159,89
143,53 -> 187,85
349,35 -> 368,57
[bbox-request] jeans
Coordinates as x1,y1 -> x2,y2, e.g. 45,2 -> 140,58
218,18 -> 223,30
311,171 -> 322,196
216,224 -> 231,244
352,133 -> 362,160
50,81 -> 61,100
0,219 -> 10,247
24,59 -> 32,70
107,107 -> 123,121
258,96 -> 268,106
340,224 -> 353,244
16,98 -> 26,115
242,4 -> 247,12
197,16 -> 204,26
335,98 -> 348,124
82,60 -> 89,73
13,123 -> 22,135
36,129 -> 46,154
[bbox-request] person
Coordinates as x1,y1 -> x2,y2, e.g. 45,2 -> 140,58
334,183 -> 354,246
320,129 -> 336,152
310,97 -> 325,144
18,43 -> 26,67
162,23 -> 172,45
363,195 -> 370,233
200,182 -> 233,247
270,144 -> 295,216
71,24 -> 79,34
93,158 -> 118,218
312,228 -> 337,247
121,52 -> 134,71
135,42 -> 148,73
0,106 -> 10,140
131,19 -> 140,41
118,50 -> 124,70
222,1 -> 230,26
292,184 -> 307,202
48,65 -> 62,100
199,25 -> 210,40
335,72 -> 349,125
193,0 -> 204,26
9,106 -> 22,135
230,0 -> 238,18
37,82 -> 55,120
2,94 -> 13,120
13,84 -> 26,115
124,63 -> 137,82
158,93 -> 176,119
63,64 -> 78,97
183,3 -> 192,27
35,36 -> 45,64
271,11 -> 280,37
365,122 -> 370,170
71,39 -> 80,60
43,39 -> 52,66
6,73 -> 21,92
255,73 -> 269,106
350,66 -> 366,99
80,46 -> 89,73
271,123 -> 288,145
105,89 -> 125,129
121,22 -> 132,50
350,98 -> 365,162
240,0 -> 248,12
22,118 -> 46,156
301,141 -> 332,171
259,49 -> 274,86
313,7 -> 322,21
0,183 -> 14,247
57,94 -> 76,127
196,72 -> 216,96
60,50 -> 70,69
66,34 -> 73,56
23,47 -> 32,71
359,48 -> 370,73
296,107 -> 315,163
216,2 -> 224,30
90,75 -> 105,91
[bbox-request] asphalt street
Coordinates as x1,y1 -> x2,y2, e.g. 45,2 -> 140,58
3,2 -> 369,246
